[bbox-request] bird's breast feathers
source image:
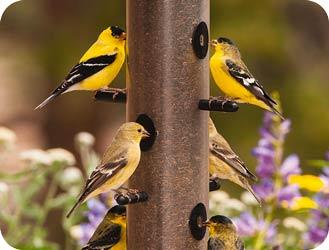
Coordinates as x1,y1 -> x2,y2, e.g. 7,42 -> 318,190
210,55 -> 252,100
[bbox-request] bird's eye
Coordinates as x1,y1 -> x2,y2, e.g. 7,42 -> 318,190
137,129 -> 142,133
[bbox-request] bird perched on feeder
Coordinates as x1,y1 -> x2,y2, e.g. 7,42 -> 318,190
209,118 -> 261,204
66,122 -> 150,218
82,205 -> 126,250
35,26 -> 126,109
210,37 -> 284,120
205,215 -> 244,250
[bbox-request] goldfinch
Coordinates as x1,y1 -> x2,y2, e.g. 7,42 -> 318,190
35,26 -> 126,110
205,215 -> 244,250
209,118 -> 261,204
210,37 -> 284,119
82,205 -> 126,250
66,122 -> 150,218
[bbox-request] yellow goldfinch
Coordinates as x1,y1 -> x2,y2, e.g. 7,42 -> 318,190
209,118 -> 261,204
35,26 -> 126,110
82,205 -> 126,250
66,122 -> 150,218
210,37 -> 284,119
205,215 -> 244,250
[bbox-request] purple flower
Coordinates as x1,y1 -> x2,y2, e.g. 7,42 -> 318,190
234,212 -> 277,242
259,128 -> 277,142
255,158 -> 276,178
278,119 -> 291,139
305,225 -> 328,245
262,111 -> 274,130
79,223 -> 95,246
76,198 -> 109,246
314,193 -> 329,208
280,154 -> 301,180
278,185 -> 300,203
253,180 -> 275,200
234,212 -> 258,237
265,222 -> 278,242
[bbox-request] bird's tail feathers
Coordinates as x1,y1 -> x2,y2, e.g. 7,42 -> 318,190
269,105 -> 285,121
34,84 -> 69,110
34,92 -> 61,110
247,171 -> 258,182
66,198 -> 84,218
263,100 -> 285,121
245,182 -> 262,206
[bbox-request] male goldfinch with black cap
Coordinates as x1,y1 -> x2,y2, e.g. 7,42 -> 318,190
35,26 -> 126,109
210,37 -> 284,119
82,205 -> 126,250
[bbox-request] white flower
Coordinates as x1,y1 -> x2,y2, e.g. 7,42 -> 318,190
209,191 -> 231,212
209,191 -> 229,203
58,167 -> 83,191
0,127 -> 16,149
224,198 -> 246,212
20,149 -> 51,166
283,217 -> 306,232
75,132 -> 95,147
0,182 -> 9,203
69,225 -> 83,240
47,148 -> 76,165
241,191 -> 259,206
0,182 -> 8,194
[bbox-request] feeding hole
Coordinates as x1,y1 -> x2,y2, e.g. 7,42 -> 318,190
136,114 -> 157,151
189,203 -> 207,241
192,21 -> 209,59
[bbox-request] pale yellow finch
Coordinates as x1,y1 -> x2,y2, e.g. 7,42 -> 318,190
209,118 -> 261,204
35,26 -> 126,109
205,215 -> 244,250
82,205 -> 126,250
210,37 -> 284,120
66,122 -> 150,218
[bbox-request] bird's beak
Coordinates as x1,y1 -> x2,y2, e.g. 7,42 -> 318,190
142,130 -> 151,138
203,220 -> 211,227
119,32 -> 127,41
211,39 -> 218,48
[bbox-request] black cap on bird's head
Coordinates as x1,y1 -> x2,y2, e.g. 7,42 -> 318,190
217,37 -> 235,45
107,205 -> 126,216
208,215 -> 233,225
110,26 -> 126,40
211,37 -> 235,48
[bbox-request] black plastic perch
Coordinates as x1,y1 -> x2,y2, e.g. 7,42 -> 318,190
94,88 -> 127,103
115,190 -> 148,206
209,177 -> 221,192
199,97 -> 239,112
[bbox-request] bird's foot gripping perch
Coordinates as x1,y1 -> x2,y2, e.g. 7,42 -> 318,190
94,88 -> 127,103
199,96 -> 239,112
114,188 -> 148,205
209,177 -> 221,192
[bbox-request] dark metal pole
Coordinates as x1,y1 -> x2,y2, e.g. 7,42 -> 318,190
126,1 -> 209,249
